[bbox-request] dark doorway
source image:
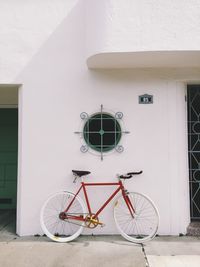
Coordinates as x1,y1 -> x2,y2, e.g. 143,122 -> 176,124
187,85 -> 200,220
0,109 -> 18,233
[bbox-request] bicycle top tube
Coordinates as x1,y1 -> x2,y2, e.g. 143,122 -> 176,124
82,182 -> 121,186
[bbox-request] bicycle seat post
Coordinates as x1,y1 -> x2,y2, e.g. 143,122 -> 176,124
73,175 -> 78,183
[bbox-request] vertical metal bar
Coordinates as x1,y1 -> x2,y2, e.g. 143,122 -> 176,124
188,87 -> 191,217
119,180 -> 135,217
188,87 -> 192,218
114,116 -> 116,149
87,115 -> 89,145
100,104 -> 103,161
82,183 -> 92,215
122,192 -> 135,218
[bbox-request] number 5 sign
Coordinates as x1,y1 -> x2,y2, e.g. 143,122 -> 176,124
139,94 -> 153,104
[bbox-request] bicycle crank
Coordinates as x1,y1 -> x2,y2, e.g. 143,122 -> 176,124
85,214 -> 104,228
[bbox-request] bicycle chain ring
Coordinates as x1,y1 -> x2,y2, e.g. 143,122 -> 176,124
85,214 -> 99,228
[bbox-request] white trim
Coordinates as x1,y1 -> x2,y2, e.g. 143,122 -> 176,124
185,83 -> 191,226
16,84 -> 23,236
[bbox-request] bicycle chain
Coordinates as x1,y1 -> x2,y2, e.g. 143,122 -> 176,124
62,213 -> 102,228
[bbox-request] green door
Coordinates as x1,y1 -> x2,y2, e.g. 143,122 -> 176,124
0,109 -> 18,209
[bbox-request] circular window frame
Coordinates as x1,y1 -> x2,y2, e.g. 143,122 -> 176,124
75,105 -> 129,160
83,112 -> 122,153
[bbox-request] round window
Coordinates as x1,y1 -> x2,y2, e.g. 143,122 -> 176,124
83,113 -> 122,152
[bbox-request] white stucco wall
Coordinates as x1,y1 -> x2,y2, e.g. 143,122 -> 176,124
0,0 -> 79,83
86,0 -> 200,68
86,0 -> 200,55
0,0 -> 199,236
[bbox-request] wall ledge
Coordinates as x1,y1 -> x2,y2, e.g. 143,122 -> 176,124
87,51 -> 200,69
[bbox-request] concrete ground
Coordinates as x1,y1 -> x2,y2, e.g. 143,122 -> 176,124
144,236 -> 200,267
0,235 -> 145,267
0,210 -> 200,266
0,234 -> 200,267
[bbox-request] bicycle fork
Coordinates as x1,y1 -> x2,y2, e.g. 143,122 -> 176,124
122,189 -> 136,219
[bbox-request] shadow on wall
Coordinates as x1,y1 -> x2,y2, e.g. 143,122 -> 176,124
14,0 -> 86,87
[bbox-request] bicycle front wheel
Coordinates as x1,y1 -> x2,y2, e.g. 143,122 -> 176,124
40,191 -> 86,242
114,192 -> 159,243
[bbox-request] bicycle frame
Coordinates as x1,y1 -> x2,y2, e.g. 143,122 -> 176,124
63,180 -> 135,224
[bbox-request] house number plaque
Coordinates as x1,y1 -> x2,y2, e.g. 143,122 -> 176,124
139,94 -> 153,104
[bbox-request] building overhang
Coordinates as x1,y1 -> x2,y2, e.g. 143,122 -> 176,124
87,51 -> 200,69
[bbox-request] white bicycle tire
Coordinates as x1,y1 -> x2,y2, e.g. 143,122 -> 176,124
40,191 -> 86,242
114,192 -> 159,243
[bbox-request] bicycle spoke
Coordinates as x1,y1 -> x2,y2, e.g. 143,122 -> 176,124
41,192 -> 85,242
114,192 -> 159,243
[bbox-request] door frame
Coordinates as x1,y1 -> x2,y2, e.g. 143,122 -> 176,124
16,85 -> 22,235
0,84 -> 22,234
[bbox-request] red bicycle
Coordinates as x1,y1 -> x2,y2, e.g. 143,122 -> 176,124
40,170 -> 159,243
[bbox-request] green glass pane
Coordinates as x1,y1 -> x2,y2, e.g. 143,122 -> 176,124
103,118 -> 115,132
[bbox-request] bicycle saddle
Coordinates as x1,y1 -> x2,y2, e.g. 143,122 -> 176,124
72,170 -> 91,177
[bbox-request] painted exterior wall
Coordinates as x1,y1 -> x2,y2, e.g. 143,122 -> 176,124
0,0 -> 200,236
86,0 -> 200,67
86,0 -> 200,55
0,0 -> 79,83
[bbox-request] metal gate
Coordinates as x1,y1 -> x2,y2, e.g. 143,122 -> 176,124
188,85 -> 200,220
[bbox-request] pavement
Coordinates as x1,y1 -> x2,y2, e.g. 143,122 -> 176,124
144,236 -> 200,267
0,233 -> 200,267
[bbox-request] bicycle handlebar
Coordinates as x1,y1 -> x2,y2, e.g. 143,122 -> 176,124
119,171 -> 143,179
127,171 -> 143,175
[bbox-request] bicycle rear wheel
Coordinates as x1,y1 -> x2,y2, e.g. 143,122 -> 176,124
114,192 -> 159,243
40,191 -> 86,242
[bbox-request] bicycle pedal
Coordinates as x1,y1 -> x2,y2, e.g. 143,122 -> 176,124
100,223 -> 105,228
